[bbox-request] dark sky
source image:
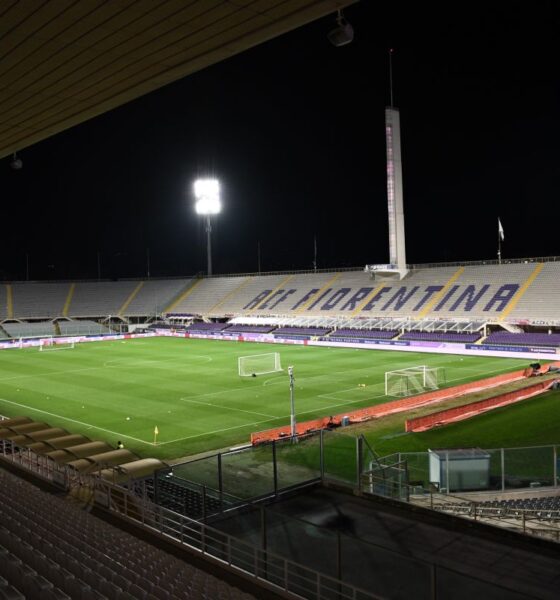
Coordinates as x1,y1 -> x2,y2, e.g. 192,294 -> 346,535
2,1 -> 560,281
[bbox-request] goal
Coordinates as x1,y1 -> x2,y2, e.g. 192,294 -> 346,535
385,366 -> 445,397
238,352 -> 282,377
39,338 -> 75,352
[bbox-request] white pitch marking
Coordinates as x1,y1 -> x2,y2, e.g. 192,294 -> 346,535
0,397 -> 153,445
179,397 -> 277,419
156,417 -> 280,445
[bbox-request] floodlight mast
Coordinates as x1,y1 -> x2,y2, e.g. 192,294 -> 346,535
288,366 -> 296,438
194,179 -> 221,276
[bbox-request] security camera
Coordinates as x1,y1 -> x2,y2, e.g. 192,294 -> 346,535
328,10 -> 354,47
10,152 -> 22,170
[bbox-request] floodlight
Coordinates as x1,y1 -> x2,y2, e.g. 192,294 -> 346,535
327,10 -> 354,47
194,178 -> 221,215
193,178 -> 221,276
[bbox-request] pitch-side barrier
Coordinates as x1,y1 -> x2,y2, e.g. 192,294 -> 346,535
405,378 -> 560,432
251,363 -> 560,445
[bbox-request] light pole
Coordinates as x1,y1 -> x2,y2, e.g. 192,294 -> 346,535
194,178 -> 221,276
288,366 -> 296,438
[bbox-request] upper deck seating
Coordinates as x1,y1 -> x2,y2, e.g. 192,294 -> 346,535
168,262 -> 557,321
70,281 -> 138,317
11,283 -> 69,319
125,278 -> 193,316
169,276 -> 254,315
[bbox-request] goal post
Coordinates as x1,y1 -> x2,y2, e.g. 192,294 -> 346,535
385,366 -> 445,397
39,338 -> 75,352
238,352 -> 282,377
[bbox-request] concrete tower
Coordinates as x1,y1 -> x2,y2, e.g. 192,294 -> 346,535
385,106 -> 407,270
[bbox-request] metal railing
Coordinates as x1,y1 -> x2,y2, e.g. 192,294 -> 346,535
95,479 -> 381,600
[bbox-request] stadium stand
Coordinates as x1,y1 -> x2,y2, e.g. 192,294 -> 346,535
70,281 -> 140,317
185,322 -> 229,333
164,263 -> 558,320
0,469 -> 256,600
2,321 -> 56,338
123,278 -> 193,317
328,328 -> 397,339
225,324 -> 276,334
484,331 -> 560,347
11,283 -> 70,320
273,326 -> 332,336
0,285 -> 7,320
507,261 -> 560,322
0,259 -> 558,325
57,320 -> 111,336
400,331 -> 481,343
152,477 -> 224,520
167,276 -> 254,315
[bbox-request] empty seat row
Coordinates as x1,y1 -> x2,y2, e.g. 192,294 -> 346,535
0,469 -> 255,599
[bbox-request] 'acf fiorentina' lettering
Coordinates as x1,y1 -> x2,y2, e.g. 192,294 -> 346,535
434,285 -> 460,311
412,285 -> 443,311
483,283 -> 520,311
320,288 -> 351,310
381,286 -> 419,311
247,282 -> 521,314
340,287 -> 374,311
449,284 -> 490,312
262,289 -> 296,310
243,290 -> 272,310
362,287 -> 392,311
307,288 -> 333,310
290,288 -> 320,310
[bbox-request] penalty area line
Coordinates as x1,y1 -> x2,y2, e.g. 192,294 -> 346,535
0,397 -> 154,446
155,417 -> 280,445
180,397 -> 277,419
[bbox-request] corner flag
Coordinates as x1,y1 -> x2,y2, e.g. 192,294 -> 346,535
498,218 -> 505,241
153,425 -> 159,444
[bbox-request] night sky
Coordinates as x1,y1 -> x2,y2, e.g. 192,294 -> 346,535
2,2 -> 559,281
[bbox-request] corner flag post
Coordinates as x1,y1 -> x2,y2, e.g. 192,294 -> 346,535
288,366 -> 296,438
154,425 -> 159,444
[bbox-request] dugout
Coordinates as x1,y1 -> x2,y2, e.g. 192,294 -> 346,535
46,441 -> 113,465
429,448 -> 490,492
99,458 -> 167,484
67,449 -> 139,474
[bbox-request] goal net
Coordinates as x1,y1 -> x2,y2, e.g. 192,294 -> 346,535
239,352 -> 282,377
39,338 -> 75,352
385,366 -> 445,397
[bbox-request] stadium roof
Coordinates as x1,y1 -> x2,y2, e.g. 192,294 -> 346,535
0,0 -> 356,160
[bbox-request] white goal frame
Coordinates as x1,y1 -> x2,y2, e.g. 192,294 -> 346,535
385,365 -> 445,397
39,338 -> 75,352
238,352 -> 282,377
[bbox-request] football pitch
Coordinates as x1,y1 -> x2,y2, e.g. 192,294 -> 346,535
0,336 -> 537,460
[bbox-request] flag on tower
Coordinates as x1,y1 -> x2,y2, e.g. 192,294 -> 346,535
498,218 -> 505,241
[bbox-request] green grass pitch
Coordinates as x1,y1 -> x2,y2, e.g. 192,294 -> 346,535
0,336 -> 553,461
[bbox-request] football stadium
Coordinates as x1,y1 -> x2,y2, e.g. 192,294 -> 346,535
2,3 -> 560,600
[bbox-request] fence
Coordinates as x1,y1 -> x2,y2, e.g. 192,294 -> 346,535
1,432 -> 556,599
390,444 -> 559,492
